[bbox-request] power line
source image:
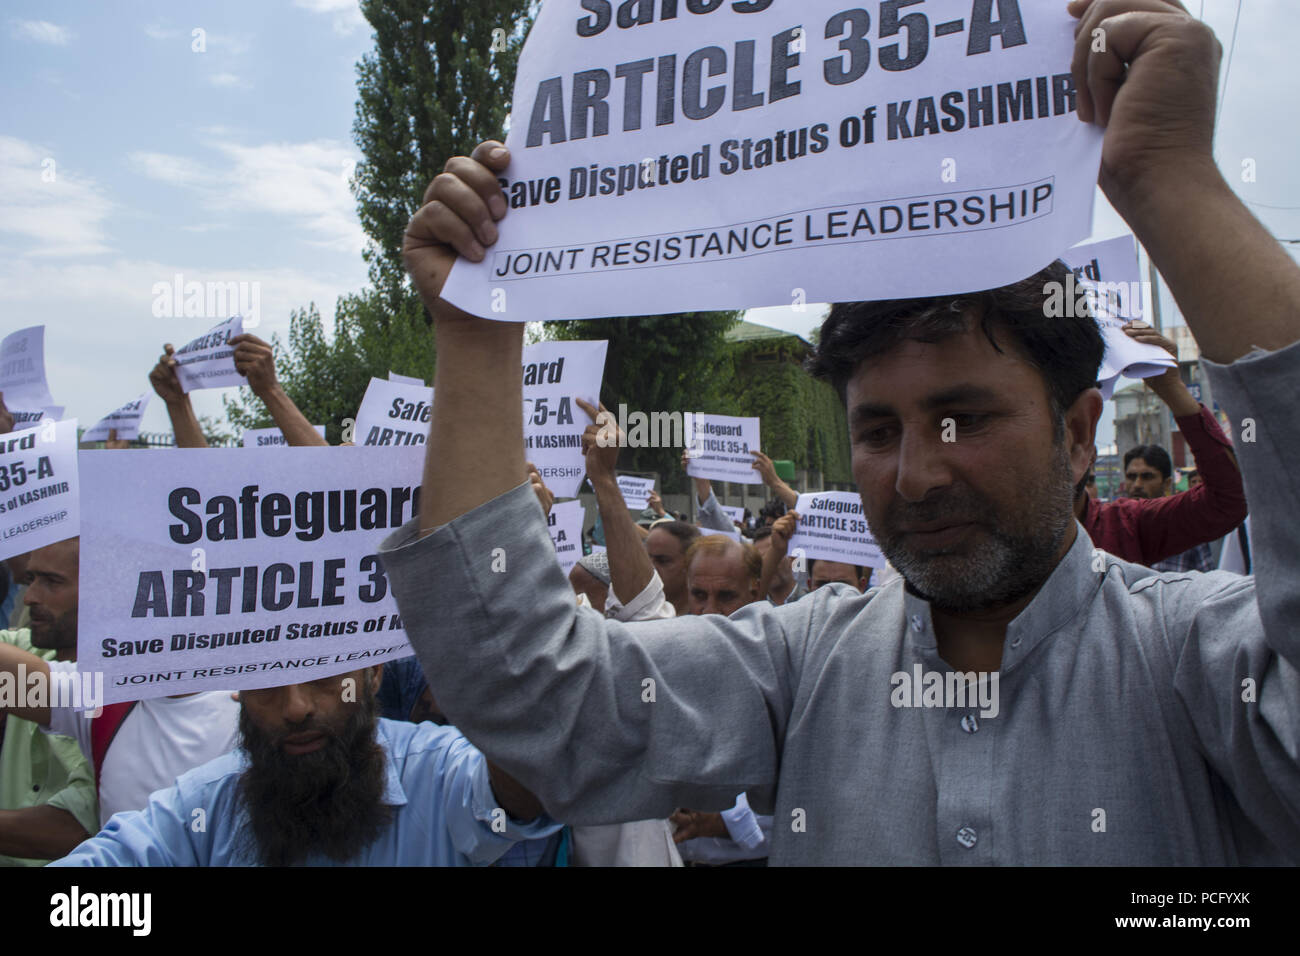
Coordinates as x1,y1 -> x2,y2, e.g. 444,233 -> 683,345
1219,0 -> 1244,117
1244,199 -> 1300,212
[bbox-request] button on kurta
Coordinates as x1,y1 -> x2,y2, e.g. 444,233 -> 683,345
960,714 -> 979,734
956,826 -> 978,849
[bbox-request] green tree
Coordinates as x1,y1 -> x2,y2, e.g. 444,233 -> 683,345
225,0 -> 533,436
354,0 -> 533,313
547,312 -> 741,492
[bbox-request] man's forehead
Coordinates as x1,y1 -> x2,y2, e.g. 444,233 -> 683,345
27,540 -> 78,574
846,326 -> 1042,410
689,552 -> 745,579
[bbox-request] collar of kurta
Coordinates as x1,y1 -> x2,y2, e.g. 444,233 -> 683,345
899,520 -> 1099,676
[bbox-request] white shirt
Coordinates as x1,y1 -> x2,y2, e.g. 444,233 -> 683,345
44,663 -> 240,827
572,570 -> 683,866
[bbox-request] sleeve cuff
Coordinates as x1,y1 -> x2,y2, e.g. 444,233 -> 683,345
720,794 -> 764,850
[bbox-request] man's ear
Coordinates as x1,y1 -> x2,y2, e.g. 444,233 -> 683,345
368,665 -> 383,695
1163,477 -> 1174,496
1064,388 -> 1103,487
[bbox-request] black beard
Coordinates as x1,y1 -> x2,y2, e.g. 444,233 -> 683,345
29,608 -> 77,651
236,686 -> 392,866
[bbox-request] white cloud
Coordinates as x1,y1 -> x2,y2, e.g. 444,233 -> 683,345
129,151 -> 211,188
293,0 -> 367,36
13,19 -> 71,45
205,31 -> 252,56
130,138 -> 365,254
143,24 -> 177,41
0,136 -> 113,257
0,255 -> 364,433
209,72 -> 248,89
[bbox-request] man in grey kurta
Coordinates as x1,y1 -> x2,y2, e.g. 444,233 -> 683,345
381,2 -> 1300,864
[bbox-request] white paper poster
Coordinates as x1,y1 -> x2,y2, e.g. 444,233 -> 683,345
1061,235 -> 1174,398
354,377 -> 435,448
242,425 -> 327,448
0,326 -> 54,408
719,504 -> 746,527
173,316 -> 247,393
522,339 -> 607,498
616,475 -> 655,510
685,414 -> 760,484
0,419 -> 80,562
82,393 -> 151,443
388,371 -> 426,386
443,1 -> 1102,322
547,499 -> 586,575
77,446 -> 425,703
788,491 -> 884,569
8,406 -> 62,429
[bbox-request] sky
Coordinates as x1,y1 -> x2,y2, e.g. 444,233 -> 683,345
2,0 -> 1297,450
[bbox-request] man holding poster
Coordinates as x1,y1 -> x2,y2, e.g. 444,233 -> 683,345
382,1 -> 1300,865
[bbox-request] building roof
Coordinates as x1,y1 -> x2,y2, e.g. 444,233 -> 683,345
725,320 -> 810,346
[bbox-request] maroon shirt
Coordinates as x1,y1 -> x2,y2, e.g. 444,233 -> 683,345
1081,405 -> 1247,566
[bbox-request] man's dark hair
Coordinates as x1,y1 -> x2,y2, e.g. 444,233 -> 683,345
652,520 -> 701,551
758,498 -> 788,525
1124,444 -> 1172,480
807,261 -> 1104,439
807,558 -> 868,584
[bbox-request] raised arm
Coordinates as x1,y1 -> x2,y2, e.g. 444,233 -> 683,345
579,398 -> 654,605
149,344 -> 208,448
759,511 -> 800,606
384,143 -> 798,823
1074,0 -> 1300,360
1122,323 -> 1247,560
751,450 -> 799,510
1071,0 -> 1300,836
230,333 -> 327,446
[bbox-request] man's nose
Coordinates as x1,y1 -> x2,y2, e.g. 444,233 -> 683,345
894,428 -> 955,503
280,683 -> 315,725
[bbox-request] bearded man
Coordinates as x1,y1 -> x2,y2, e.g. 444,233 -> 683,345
51,667 -> 562,866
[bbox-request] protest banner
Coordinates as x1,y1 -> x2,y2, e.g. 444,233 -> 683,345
354,377 -> 435,448
173,316 -> 247,392
8,406 -> 62,429
522,339 -> 608,497
616,474 -> 654,510
441,1 -> 1103,322
0,419 -> 80,563
0,325 -> 54,408
788,491 -> 884,569
242,425 -> 327,447
685,413 -> 760,484
355,340 -> 605,495
719,504 -> 746,527
1061,235 -> 1174,398
82,393 -> 151,443
547,499 -> 586,575
388,371 -> 426,386
77,447 -> 425,703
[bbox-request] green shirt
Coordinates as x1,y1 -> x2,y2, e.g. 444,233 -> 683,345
0,629 -> 99,866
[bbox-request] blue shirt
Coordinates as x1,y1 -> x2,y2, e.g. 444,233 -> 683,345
52,718 -> 562,866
